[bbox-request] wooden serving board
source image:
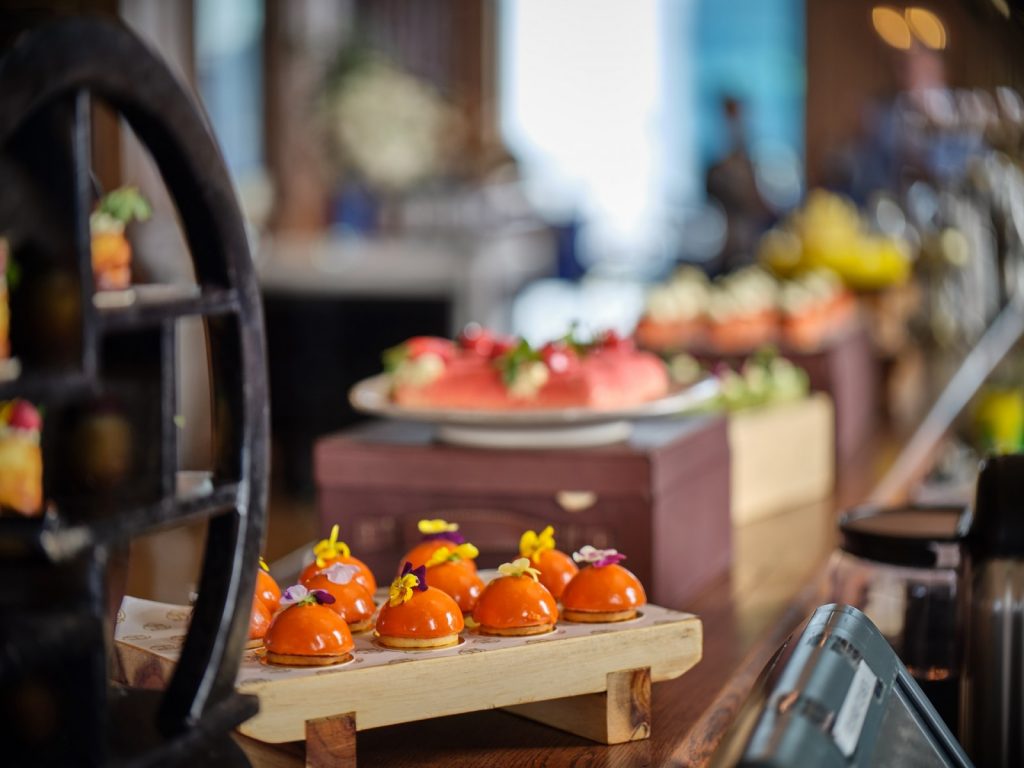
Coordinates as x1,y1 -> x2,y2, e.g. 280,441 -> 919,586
114,596 -> 702,755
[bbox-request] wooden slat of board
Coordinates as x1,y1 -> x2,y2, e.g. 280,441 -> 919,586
237,617 -> 701,744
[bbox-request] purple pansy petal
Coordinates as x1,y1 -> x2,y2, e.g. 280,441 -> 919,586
423,531 -> 466,544
312,589 -> 336,605
411,564 -> 428,590
401,561 -> 414,578
594,553 -> 627,567
280,584 -> 308,606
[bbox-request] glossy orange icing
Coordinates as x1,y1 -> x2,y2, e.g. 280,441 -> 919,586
375,586 -> 464,639
304,572 -> 376,625
399,540 -> 478,574
249,597 -> 271,641
264,603 -> 354,657
300,555 -> 377,594
533,549 -> 579,601
560,563 -> 647,613
472,575 -> 558,630
425,561 -> 485,613
255,568 -> 281,613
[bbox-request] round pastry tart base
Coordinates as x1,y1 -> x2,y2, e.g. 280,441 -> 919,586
348,618 -> 375,633
476,623 -> 555,637
374,632 -> 462,650
562,608 -> 639,623
264,651 -> 354,667
245,638 -> 264,650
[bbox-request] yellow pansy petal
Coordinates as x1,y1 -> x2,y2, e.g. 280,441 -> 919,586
312,524 -> 351,566
520,526 -> 556,563
388,573 -> 421,607
425,546 -> 452,569
454,542 -> 479,561
519,530 -> 538,557
497,557 -> 541,581
418,518 -> 459,535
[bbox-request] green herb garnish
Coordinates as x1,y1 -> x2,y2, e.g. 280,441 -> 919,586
382,343 -> 409,373
96,187 -> 152,224
494,338 -> 542,386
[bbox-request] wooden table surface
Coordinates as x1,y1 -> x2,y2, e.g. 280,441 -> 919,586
242,434 -> 902,768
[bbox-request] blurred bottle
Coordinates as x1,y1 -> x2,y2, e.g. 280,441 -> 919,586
962,454 -> 1024,766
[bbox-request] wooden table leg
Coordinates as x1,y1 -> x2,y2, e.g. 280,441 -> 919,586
503,667 -> 652,744
305,712 -> 356,768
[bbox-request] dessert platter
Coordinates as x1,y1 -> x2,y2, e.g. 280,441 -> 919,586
115,522 -> 703,764
349,326 -> 719,448
635,265 -> 859,355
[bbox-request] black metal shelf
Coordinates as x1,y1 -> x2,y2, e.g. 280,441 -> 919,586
94,285 -> 240,332
0,370 -> 96,402
0,482 -> 241,562
0,19 -> 269,765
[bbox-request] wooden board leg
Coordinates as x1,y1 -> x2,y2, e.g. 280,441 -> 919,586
305,712 -> 356,768
503,667 -> 652,744
606,666 -> 652,742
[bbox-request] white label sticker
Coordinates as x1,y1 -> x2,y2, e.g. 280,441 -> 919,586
832,658 -> 877,757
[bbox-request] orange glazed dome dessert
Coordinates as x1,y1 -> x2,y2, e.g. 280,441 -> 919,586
472,558 -> 558,637
264,585 -> 355,666
375,562 -> 464,649
561,546 -> 647,622
424,542 -> 485,614
255,557 -> 281,613
299,524 -> 377,593
399,519 -> 477,574
519,525 -> 578,601
247,597 -> 272,650
304,563 -> 377,633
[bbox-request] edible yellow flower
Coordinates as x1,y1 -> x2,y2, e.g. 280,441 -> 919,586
259,556 -> 270,573
498,557 -> 542,582
389,570 -> 421,607
519,525 -> 556,564
418,519 -> 459,535
425,542 -> 480,568
313,524 -> 351,568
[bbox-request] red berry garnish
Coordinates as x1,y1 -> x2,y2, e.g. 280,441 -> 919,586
457,323 -> 496,356
597,330 -> 634,351
7,400 -> 41,431
488,337 -> 517,360
541,342 -> 578,374
404,336 -> 455,362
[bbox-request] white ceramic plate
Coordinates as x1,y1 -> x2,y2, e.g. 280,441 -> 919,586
348,374 -> 719,449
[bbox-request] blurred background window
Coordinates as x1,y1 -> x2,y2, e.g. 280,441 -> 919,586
499,0 -> 805,278
195,0 -> 265,183
195,0 -> 270,225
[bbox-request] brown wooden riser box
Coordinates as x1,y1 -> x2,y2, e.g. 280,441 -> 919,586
314,417 -> 731,610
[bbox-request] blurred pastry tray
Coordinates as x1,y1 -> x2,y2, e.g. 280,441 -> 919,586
114,595 -> 702,749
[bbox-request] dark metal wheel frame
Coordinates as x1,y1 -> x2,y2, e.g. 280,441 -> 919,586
0,17 -> 268,765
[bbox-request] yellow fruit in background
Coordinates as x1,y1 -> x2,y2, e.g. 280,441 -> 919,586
976,388 -> 1024,455
759,189 -> 912,290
